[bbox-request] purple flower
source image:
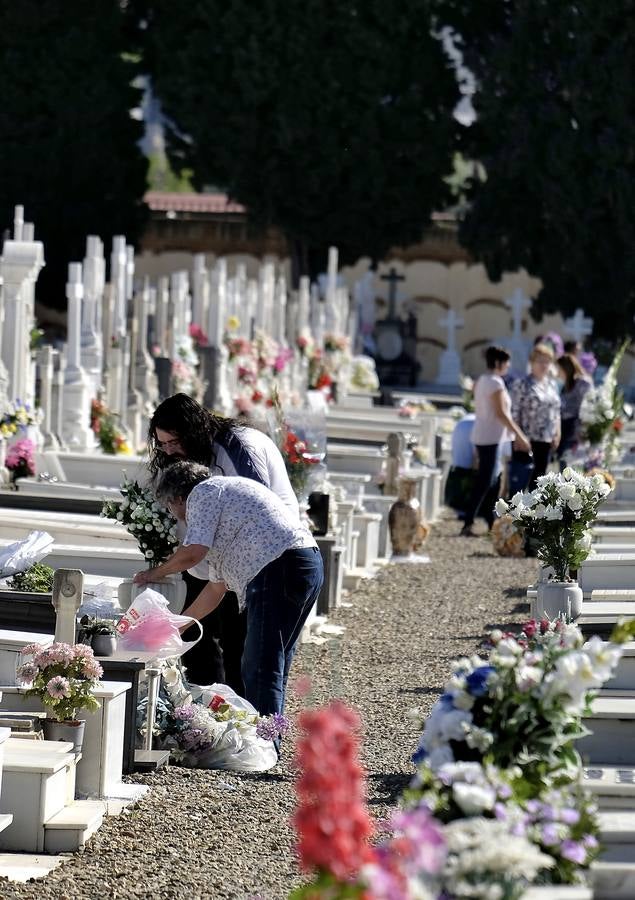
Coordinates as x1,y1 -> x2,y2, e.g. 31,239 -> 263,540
583,834 -> 599,850
493,802 -> 508,820
560,839 -> 586,864
174,705 -> 196,721
560,807 -> 581,825
541,823 -> 560,846
256,713 -> 291,742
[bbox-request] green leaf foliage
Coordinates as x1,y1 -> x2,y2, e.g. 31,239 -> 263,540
0,1 -> 148,309
448,0 -> 635,339
136,0 -> 462,275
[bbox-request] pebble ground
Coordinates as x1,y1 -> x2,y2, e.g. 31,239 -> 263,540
0,515 -> 537,900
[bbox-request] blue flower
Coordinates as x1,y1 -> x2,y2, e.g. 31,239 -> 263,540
412,745 -> 428,765
465,666 -> 496,697
439,692 -> 455,710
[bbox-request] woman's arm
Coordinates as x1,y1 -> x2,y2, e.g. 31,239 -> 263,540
133,543 -> 209,584
182,580 -> 227,625
492,389 -> 531,452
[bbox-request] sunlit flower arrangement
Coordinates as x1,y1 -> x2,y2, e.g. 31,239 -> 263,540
101,477 -> 178,564
412,620 -> 622,782
495,468 -> 612,581
17,641 -> 102,722
0,399 -> 40,438
90,398 -> 132,455
5,438 -> 36,480
579,339 -> 628,457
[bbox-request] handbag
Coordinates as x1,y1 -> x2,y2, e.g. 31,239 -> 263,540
508,450 -> 534,497
444,466 -> 477,512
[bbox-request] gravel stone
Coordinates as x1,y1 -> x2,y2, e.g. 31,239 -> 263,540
0,515 -> 536,899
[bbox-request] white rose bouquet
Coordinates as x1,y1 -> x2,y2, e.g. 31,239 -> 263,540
495,468 -> 612,581
101,477 -> 178,564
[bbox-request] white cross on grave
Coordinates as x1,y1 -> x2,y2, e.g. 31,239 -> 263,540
505,288 -> 532,340
438,309 -> 464,353
564,308 -> 594,344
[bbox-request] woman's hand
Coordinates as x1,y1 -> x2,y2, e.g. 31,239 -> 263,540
133,570 -> 156,585
514,434 -> 532,453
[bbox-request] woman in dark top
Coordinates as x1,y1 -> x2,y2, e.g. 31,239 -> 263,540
556,353 -> 591,461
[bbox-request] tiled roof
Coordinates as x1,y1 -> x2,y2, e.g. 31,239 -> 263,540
144,191 -> 246,214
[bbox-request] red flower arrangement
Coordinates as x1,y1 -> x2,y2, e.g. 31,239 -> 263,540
282,428 -> 321,498
292,702 -> 374,889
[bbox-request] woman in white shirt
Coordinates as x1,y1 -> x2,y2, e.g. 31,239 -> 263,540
133,461 -> 323,720
461,346 -> 530,536
147,393 -> 300,693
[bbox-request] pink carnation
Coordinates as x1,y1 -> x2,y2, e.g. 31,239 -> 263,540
46,675 -> 71,699
16,662 -> 38,683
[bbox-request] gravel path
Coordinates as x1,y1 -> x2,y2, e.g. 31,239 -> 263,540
1,515 -> 538,900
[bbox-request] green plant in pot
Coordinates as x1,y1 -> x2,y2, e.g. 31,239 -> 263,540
16,641 -> 103,753
78,616 -> 118,657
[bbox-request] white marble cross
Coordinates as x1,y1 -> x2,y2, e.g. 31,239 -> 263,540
438,309 -> 464,353
505,288 -> 532,340
564,308 -> 594,343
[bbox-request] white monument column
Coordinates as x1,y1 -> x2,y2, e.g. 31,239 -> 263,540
435,309 -> 465,387
81,235 -> 105,398
192,254 -> 209,329
0,207 -> 45,407
503,288 -> 532,372
61,263 -> 94,449
36,345 -> 60,450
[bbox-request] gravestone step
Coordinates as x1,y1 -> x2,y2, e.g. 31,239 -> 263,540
43,800 -> 105,853
0,852 -> 67,883
600,810 -> 635,846
606,643 -> 635,691
579,553 -> 635,593
591,590 -> 635,602
579,601 -> 635,620
580,694 -> 635,766
593,527 -> 635,544
585,764 -> 635,808
133,749 -> 170,772
592,858 -> 635,898
521,888 -> 591,899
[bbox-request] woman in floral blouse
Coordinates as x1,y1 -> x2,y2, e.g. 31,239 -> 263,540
510,344 -> 561,490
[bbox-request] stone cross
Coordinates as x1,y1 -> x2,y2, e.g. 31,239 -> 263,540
505,288 -> 532,341
564,308 -> 594,344
62,262 -> 93,449
297,276 -> 311,334
191,254 -> 209,329
438,309 -> 464,353
380,267 -> 405,320
81,236 -> 105,398
36,345 -> 59,449
207,258 -> 227,350
110,236 -> 128,340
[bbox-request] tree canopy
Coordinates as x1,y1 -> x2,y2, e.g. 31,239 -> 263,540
0,0 -> 147,308
449,0 -> 635,340
135,0 -> 462,278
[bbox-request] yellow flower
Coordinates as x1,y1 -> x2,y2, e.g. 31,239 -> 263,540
226,315 -> 240,332
117,442 -> 133,455
9,424 -> 17,434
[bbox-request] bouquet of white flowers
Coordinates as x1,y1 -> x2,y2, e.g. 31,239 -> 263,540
579,340 -> 628,456
495,468 -> 612,581
101,477 -> 178,564
412,619 -> 622,781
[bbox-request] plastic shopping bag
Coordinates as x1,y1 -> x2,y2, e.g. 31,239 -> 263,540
116,587 -> 202,659
0,531 -> 54,579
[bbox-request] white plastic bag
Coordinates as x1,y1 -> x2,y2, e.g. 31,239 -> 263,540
116,587 -> 202,659
0,531 -> 54,578
186,681 -> 278,772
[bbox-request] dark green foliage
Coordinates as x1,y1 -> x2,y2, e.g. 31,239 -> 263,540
136,0 -> 461,276
448,0 -> 635,339
0,1 -> 148,308
8,563 -> 54,594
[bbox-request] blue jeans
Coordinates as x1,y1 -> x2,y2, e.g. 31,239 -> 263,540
241,546 -> 324,718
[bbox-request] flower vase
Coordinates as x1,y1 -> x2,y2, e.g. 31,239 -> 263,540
42,718 -> 86,755
118,572 -> 186,615
535,581 -> 583,621
91,634 -> 117,657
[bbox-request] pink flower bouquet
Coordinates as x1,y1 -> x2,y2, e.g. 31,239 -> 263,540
17,641 -> 103,722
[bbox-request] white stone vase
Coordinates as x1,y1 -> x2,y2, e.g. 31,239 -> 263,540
117,573 -> 186,615
535,581 -> 583,621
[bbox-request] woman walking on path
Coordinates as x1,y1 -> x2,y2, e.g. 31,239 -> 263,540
460,346 -> 530,537
556,353 -> 591,462
133,461 -> 323,719
510,343 -> 562,490
147,393 -> 301,693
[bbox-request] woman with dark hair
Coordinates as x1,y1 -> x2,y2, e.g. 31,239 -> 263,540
147,393 -> 300,691
460,346 -> 530,537
133,460 -> 323,722
556,353 -> 591,461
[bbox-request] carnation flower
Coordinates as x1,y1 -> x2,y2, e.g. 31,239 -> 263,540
46,675 -> 71,699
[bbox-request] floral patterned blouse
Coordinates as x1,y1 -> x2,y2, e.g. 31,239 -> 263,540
182,476 -> 315,608
510,375 -> 561,442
